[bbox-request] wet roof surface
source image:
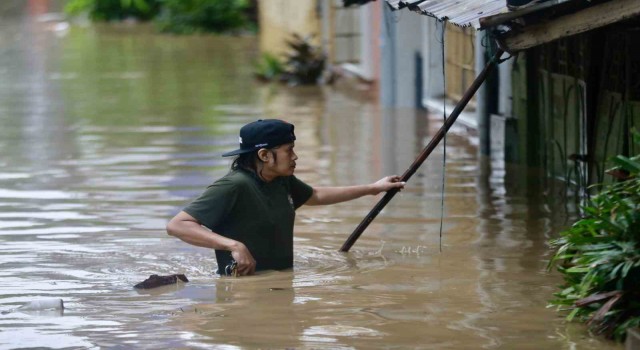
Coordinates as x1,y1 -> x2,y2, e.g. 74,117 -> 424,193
385,0 -> 570,28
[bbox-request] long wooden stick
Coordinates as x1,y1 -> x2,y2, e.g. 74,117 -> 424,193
340,48 -> 505,252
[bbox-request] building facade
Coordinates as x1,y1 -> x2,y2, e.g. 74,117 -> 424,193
257,0 -> 640,196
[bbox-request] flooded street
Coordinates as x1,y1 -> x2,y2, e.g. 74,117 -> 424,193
0,2 -> 622,349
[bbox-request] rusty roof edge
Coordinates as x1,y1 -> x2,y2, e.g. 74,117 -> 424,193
410,10 -> 472,28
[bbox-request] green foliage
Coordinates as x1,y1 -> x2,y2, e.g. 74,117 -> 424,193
609,129 -> 640,175
65,0 -> 161,21
282,34 -> 326,85
548,130 -> 640,342
252,34 -> 327,85
64,0 -> 252,33
64,0 -> 95,16
253,53 -> 285,82
155,0 -> 250,34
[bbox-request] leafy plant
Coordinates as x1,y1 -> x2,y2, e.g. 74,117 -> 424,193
155,0 -> 250,34
253,53 -> 285,82
548,129 -> 640,342
64,0 -> 254,34
252,34 -> 327,85
282,34 -> 326,85
65,0 -> 161,21
64,0 -> 94,16
606,130 -> 640,181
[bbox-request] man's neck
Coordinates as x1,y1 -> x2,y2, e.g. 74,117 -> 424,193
257,167 -> 276,183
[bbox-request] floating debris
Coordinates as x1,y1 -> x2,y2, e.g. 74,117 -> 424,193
2,298 -> 64,314
19,298 -> 64,311
134,274 -> 189,289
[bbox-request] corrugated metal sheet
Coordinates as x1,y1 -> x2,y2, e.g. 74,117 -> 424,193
386,0 -> 508,28
384,0 -> 573,29
386,0 -> 403,10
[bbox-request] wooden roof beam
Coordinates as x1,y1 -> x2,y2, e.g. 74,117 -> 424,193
497,0 -> 640,53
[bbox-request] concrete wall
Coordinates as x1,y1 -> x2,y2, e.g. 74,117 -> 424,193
380,4 -> 424,108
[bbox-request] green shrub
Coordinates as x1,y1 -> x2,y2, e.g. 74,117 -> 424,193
64,0 -> 252,34
282,34 -> 326,85
254,53 -> 285,82
65,0 -> 161,21
252,35 -> 327,85
548,130 -> 640,341
155,0 -> 250,34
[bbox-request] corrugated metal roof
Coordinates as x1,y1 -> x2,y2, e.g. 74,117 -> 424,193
386,0 -> 508,28
386,0 -> 403,10
385,0 -> 572,29
381,0 -> 637,51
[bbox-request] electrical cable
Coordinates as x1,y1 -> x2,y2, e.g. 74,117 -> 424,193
438,20 -> 447,253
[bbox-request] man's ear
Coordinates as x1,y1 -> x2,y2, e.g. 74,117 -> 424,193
257,149 -> 269,162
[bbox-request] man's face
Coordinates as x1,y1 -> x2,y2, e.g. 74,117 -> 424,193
264,142 -> 297,178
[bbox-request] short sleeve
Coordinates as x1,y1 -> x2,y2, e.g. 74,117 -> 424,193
288,175 -> 313,209
183,178 -> 239,230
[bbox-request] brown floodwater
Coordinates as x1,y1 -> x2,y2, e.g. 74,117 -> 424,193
0,2 -> 623,349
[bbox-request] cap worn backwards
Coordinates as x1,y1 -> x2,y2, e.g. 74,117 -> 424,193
221,119 -> 296,157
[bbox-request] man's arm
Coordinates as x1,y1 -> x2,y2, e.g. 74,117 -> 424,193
305,175 -> 405,206
166,211 -> 256,275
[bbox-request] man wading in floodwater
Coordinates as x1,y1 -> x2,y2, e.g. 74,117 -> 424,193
167,119 -> 405,276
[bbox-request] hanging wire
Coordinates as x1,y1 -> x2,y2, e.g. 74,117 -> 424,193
438,20 -> 447,253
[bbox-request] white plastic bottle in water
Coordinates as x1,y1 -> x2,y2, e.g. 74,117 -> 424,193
18,298 -> 64,311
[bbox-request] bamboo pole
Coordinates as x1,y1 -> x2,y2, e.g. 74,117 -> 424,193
340,48 -> 505,252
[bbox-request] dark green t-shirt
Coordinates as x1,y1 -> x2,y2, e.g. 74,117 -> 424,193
183,169 -> 313,274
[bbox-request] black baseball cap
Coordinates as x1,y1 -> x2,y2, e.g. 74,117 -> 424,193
222,119 -> 296,157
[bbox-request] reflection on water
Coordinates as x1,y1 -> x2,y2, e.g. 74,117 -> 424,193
0,1 -> 621,349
